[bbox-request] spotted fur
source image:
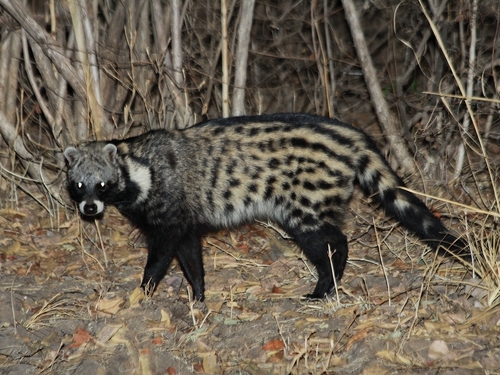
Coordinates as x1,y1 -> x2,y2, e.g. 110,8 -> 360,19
64,113 -> 465,300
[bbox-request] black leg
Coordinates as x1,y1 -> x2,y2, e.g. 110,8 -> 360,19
175,233 -> 206,301
141,231 -> 177,295
290,223 -> 348,299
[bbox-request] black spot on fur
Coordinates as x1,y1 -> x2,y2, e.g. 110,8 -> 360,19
210,157 -> 221,187
290,137 -> 308,148
229,178 -> 241,187
248,183 -> 258,193
213,127 -> 225,136
206,190 -> 214,207
166,151 -> 177,169
243,196 -> 253,206
302,214 -> 316,226
250,154 -> 261,161
324,195 -> 343,206
300,196 -> 311,207
226,159 -> 238,175
250,166 -> 264,180
304,167 -> 315,174
266,140 -> 278,152
264,125 -> 281,133
207,145 -> 214,156
319,210 -> 339,221
266,175 -> 277,185
249,127 -> 260,136
264,185 -> 274,200
317,180 -> 334,190
268,158 -> 281,169
303,181 -> 317,191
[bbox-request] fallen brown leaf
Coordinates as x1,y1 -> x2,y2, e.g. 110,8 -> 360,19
68,327 -> 91,349
262,338 -> 285,351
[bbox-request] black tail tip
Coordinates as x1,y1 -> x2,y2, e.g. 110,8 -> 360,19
435,234 -> 469,260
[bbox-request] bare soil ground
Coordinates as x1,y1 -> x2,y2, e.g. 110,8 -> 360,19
1,190 -> 499,375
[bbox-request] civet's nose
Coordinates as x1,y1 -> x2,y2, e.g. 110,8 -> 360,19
83,203 -> 98,215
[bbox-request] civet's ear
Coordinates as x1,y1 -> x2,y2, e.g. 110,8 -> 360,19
63,147 -> 81,166
103,144 -> 118,163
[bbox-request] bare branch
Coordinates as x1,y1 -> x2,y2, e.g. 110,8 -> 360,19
170,0 -> 193,128
0,0 -> 87,102
0,110 -> 62,202
341,0 -> 417,174
221,0 -> 229,117
170,0 -> 184,88
232,0 -> 255,116
453,0 -> 477,180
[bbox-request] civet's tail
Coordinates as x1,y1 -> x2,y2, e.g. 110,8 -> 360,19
355,142 -> 466,255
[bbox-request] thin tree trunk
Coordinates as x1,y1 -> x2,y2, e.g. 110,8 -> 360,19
0,110 -> 62,202
0,30 -> 22,193
170,0 -> 193,127
453,0 -> 477,179
232,0 -> 255,116
1,0 -> 112,139
341,0 -> 416,175
221,0 -> 229,117
0,0 -> 86,102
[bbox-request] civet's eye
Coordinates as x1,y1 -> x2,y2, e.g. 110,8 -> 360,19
77,182 -> 84,189
98,181 -> 107,191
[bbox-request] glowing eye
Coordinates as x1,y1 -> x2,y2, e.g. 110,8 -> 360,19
77,182 -> 83,189
98,181 -> 107,191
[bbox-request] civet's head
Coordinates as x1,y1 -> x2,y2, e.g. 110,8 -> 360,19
64,143 -> 119,217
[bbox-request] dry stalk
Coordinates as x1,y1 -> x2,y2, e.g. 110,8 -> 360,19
78,221 -> 106,272
327,244 -> 340,305
94,219 -> 108,268
9,277 -> 17,333
399,186 -> 500,219
464,217 -> 500,306
255,220 -> 293,239
418,0 -> 500,210
38,340 -> 64,375
206,240 -> 268,269
23,293 -> 76,330
373,219 -> 391,307
21,31 -> 55,128
311,1 -> 332,116
398,271 -> 426,354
